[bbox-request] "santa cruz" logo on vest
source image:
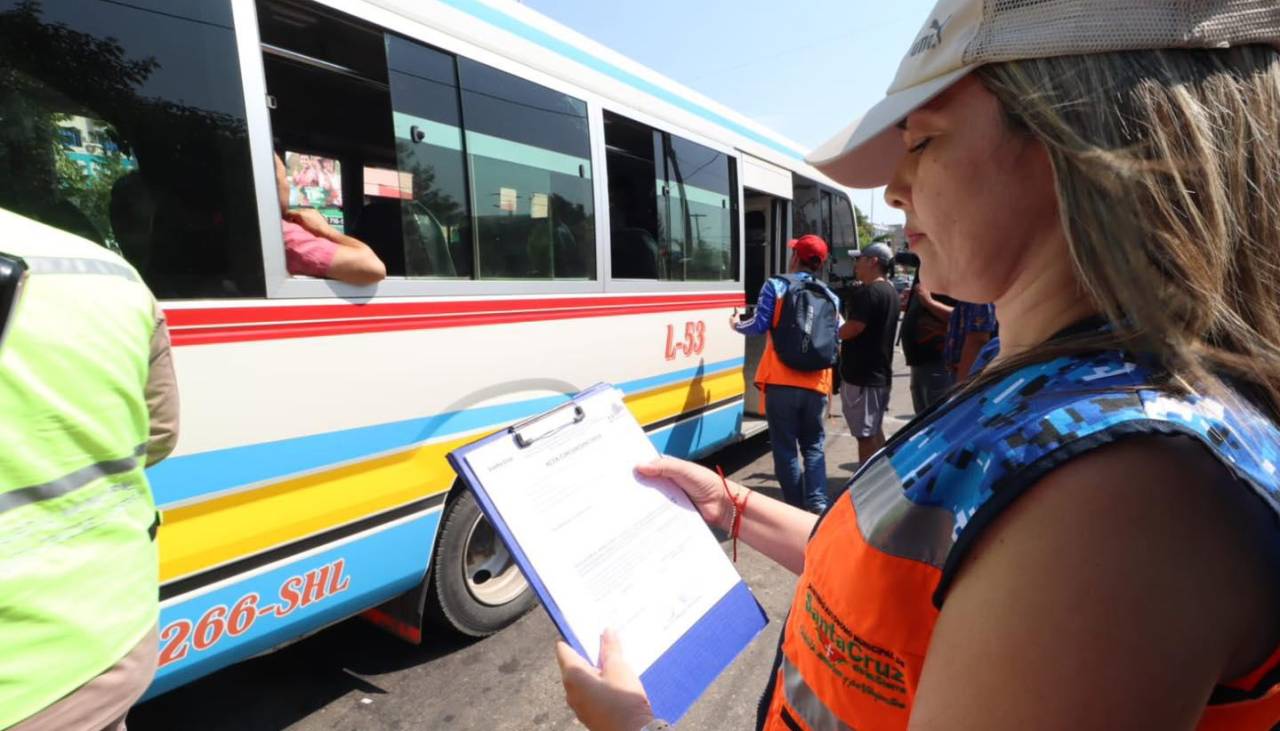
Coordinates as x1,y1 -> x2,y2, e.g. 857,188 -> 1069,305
800,586 -> 908,709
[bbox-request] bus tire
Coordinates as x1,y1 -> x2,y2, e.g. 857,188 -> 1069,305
427,489 -> 535,637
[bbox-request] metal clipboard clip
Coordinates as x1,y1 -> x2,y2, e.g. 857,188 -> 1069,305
511,402 -> 586,449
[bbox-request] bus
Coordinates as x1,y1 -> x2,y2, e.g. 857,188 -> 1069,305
0,0 -> 863,697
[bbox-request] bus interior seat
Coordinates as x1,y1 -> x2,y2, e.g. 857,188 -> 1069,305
353,197 -> 406,275
551,222 -> 585,278
401,202 -> 457,278
611,227 -> 663,280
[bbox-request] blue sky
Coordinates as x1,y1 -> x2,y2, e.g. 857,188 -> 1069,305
522,0 -> 938,225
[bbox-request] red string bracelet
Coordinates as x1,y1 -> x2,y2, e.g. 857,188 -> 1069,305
716,465 -> 748,562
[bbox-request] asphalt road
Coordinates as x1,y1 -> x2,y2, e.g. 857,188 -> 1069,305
130,359 -> 916,731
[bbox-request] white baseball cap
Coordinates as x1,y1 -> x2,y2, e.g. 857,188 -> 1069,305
808,0 -> 1280,189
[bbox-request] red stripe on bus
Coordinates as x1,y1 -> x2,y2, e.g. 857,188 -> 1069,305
360,607 -> 422,645
166,293 -> 744,346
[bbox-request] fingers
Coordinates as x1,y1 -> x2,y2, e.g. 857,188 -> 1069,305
555,640 -> 594,676
598,629 -> 638,685
598,629 -> 623,671
635,456 -> 698,482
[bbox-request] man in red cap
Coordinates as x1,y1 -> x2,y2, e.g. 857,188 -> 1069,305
730,234 -> 841,512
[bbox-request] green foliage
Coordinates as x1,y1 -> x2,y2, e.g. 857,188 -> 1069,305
52,130 -> 135,250
854,205 -> 876,247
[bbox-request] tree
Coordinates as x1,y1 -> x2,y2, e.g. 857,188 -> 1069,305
854,205 -> 876,248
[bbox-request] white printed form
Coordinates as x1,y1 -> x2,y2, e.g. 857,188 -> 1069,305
465,387 -> 740,673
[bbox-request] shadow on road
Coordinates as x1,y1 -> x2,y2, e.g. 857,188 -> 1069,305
130,620 -> 479,730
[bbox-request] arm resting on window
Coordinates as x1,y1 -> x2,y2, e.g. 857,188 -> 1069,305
327,235 -> 388,285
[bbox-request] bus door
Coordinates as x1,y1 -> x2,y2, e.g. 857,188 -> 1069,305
741,156 -> 793,424
741,192 -> 790,422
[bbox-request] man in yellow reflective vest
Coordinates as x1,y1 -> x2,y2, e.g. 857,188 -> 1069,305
0,207 -> 179,730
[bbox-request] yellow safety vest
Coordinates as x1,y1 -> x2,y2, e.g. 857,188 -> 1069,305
0,209 -> 159,727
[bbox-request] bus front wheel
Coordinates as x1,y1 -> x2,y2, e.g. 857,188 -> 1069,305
427,489 -> 535,637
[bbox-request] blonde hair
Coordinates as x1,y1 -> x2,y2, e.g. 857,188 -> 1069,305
968,46 -> 1280,417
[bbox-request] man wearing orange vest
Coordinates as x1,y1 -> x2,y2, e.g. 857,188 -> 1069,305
730,234 -> 841,513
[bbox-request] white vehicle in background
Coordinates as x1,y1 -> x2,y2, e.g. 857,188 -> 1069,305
0,0 -> 861,698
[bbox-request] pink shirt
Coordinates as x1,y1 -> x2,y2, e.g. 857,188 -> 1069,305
282,221 -> 338,278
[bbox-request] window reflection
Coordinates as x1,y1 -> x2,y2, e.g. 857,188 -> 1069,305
0,0 -> 263,298
387,35 -> 473,278
458,58 -> 595,280
605,111 -> 738,282
792,178 -> 823,240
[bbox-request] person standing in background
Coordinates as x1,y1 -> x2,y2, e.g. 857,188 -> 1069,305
900,276 -> 955,412
731,234 -> 841,513
837,242 -> 900,463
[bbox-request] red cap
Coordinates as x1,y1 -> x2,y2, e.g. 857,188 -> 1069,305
788,234 -> 829,264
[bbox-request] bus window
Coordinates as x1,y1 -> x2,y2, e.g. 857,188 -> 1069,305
832,194 -> 856,249
457,58 -> 595,280
0,0 -> 264,298
665,136 -> 737,282
792,176 -> 822,241
604,112 -> 663,279
820,190 -> 834,244
386,35 -> 472,279
258,0 -> 405,276
605,111 -> 738,282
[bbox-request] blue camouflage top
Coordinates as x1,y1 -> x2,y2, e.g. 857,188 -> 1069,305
843,335 -> 1280,607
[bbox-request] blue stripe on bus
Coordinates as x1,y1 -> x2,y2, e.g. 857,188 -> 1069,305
148,358 -> 745,507
436,0 -> 807,161
144,510 -> 439,699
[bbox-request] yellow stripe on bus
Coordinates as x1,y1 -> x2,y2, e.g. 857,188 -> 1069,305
624,368 -> 746,426
157,373 -> 745,584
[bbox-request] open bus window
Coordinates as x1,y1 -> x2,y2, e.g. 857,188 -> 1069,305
261,0 -> 596,282
0,0 -> 265,299
605,111 -> 738,282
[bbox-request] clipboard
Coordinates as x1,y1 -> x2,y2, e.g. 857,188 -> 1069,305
447,383 -> 768,723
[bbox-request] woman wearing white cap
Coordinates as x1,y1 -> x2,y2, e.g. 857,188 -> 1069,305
556,2 -> 1280,728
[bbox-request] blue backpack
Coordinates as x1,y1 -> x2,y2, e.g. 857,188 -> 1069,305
770,274 -> 839,371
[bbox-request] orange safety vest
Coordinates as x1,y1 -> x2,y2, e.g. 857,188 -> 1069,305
752,289 -> 834,403
759,346 -> 1280,730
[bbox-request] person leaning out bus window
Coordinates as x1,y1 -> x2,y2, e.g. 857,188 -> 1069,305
273,154 -> 386,286
555,1 -> 1280,728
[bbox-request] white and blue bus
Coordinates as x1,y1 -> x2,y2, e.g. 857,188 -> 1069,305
0,0 -> 862,698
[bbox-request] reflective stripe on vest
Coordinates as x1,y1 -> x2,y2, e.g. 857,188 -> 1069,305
24,255 -> 142,281
762,347 -> 1280,729
780,656 -> 855,731
0,443 -> 146,516
0,209 -> 159,728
